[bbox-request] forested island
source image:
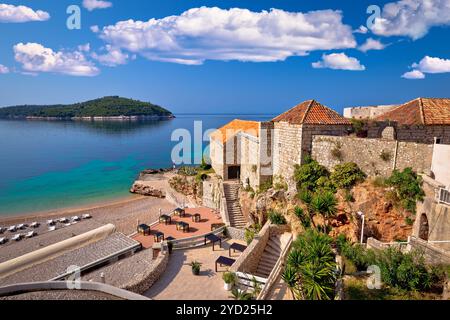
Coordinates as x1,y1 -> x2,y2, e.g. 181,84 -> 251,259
0,96 -> 174,120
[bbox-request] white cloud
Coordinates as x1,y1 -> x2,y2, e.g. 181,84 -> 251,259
78,43 -> 91,52
96,6 -> 357,65
354,25 -> 368,34
401,70 -> 425,79
91,45 -> 129,66
0,3 -> 50,23
14,42 -> 100,77
370,0 -> 450,40
312,53 -> 366,71
401,56 -> 450,79
90,25 -> 100,33
83,0 -> 112,11
358,38 -> 386,52
0,64 -> 9,74
412,55 -> 450,73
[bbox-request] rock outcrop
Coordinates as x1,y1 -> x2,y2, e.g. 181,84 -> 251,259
130,182 -> 165,198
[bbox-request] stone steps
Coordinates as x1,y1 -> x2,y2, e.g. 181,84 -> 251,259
223,182 -> 246,229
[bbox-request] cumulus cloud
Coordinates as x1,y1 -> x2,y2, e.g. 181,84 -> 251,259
0,64 -> 9,74
370,0 -> 450,40
83,0 -> 112,11
0,3 -> 50,23
14,43 -> 100,77
401,56 -> 450,79
90,25 -> 100,33
78,43 -> 91,52
91,45 -> 129,66
358,38 -> 386,52
401,70 -> 425,79
354,25 -> 369,34
96,6 -> 357,65
312,53 -> 366,71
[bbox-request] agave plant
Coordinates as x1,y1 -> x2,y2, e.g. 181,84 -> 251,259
230,288 -> 253,300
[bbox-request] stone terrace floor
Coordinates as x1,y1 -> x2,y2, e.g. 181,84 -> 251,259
132,207 -> 223,249
144,239 -> 246,300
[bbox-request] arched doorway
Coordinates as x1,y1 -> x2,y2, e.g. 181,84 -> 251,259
419,214 -> 429,241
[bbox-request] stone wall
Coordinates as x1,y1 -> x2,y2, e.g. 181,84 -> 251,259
239,133 -> 260,189
210,139 -> 224,179
343,105 -> 398,119
431,144 -> 450,188
227,226 -> 246,242
368,122 -> 450,145
409,237 -> 450,265
311,135 -> 433,177
230,223 -> 271,274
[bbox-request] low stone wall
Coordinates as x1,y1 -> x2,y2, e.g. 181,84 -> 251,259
409,237 -> 450,265
123,249 -> 169,294
228,226 -> 246,242
311,135 -> 433,176
230,223 -> 271,274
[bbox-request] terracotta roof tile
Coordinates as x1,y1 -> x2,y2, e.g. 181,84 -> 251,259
210,119 -> 259,144
375,98 -> 450,125
272,100 -> 351,125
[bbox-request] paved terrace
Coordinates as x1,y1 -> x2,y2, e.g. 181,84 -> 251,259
132,207 -> 223,249
0,233 -> 140,286
145,239 -> 246,300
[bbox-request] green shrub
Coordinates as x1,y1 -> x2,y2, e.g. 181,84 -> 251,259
372,176 -> 387,188
316,176 -> 337,193
244,223 -> 262,244
294,159 -> 329,192
178,166 -> 198,176
380,150 -> 392,162
310,191 -> 338,219
385,168 -> 425,213
268,210 -> 287,225
222,272 -> 236,284
297,188 -> 313,206
200,156 -> 212,170
294,206 -> 311,228
258,177 -> 273,193
405,216 -> 414,226
330,162 -> 366,190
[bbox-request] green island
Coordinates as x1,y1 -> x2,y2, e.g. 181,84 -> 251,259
0,96 -> 174,119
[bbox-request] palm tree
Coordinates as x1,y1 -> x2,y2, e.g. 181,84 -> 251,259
282,266 -> 300,300
300,262 -> 336,300
311,191 -> 337,231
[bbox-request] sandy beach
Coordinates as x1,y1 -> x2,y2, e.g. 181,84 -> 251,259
0,194 -> 176,236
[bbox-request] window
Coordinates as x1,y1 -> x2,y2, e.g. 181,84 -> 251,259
435,137 -> 441,144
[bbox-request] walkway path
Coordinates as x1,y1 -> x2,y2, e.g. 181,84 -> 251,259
144,239 -> 246,300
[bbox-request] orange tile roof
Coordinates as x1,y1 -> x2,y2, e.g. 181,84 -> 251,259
272,100 -> 351,125
375,98 -> 450,125
210,119 -> 260,143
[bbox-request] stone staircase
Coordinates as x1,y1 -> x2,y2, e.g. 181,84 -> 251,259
255,233 -> 290,278
223,182 -> 246,229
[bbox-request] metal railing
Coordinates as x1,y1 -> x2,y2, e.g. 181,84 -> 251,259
257,234 -> 293,300
170,226 -> 226,250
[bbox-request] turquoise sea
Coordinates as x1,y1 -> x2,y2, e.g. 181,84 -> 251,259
0,114 -> 274,216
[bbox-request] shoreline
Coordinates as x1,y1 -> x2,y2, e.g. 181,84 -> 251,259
0,194 -> 145,224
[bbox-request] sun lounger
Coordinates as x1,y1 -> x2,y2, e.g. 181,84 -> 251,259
0,237 -> 7,244
25,231 -> 36,238
64,223 -> 71,227
71,216 -> 80,222
47,220 -> 55,226
30,222 -> 40,228
17,224 -> 26,229
11,234 -> 22,241
8,226 -> 17,232
48,226 -> 56,232
0,227 -> 5,234
59,218 -> 69,223
82,214 -> 92,219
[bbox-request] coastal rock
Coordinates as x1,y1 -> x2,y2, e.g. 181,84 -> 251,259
130,182 -> 166,198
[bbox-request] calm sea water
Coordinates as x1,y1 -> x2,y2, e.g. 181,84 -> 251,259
0,114 -> 274,216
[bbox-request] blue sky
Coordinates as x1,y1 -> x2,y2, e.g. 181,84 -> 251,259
0,0 -> 449,114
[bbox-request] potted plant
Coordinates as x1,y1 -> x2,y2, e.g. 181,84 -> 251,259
222,272 -> 236,291
190,261 -> 202,275
167,241 -> 173,254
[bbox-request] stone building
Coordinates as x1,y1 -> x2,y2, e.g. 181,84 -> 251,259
272,100 -> 352,187
369,98 -> 450,144
209,119 -> 273,189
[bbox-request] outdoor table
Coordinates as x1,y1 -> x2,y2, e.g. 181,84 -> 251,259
204,233 -> 222,251
174,208 -> 186,217
154,231 -> 165,242
176,221 -> 190,233
229,242 -> 247,257
215,256 -> 236,272
159,214 -> 172,225
137,224 -> 151,236
192,213 -> 201,223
